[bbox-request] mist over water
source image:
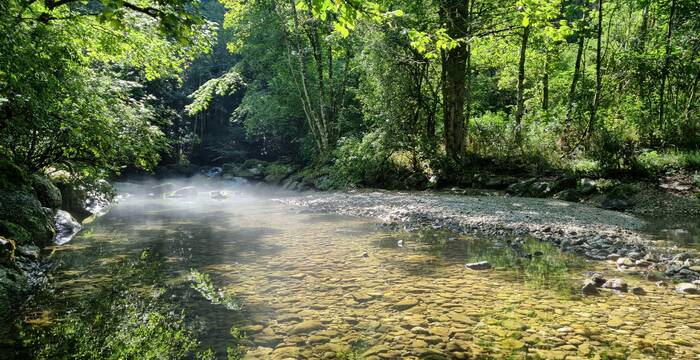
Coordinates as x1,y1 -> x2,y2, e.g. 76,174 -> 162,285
27,179 -> 700,359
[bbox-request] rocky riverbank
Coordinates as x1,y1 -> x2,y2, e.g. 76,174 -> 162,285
280,190 -> 700,282
0,159 -> 109,350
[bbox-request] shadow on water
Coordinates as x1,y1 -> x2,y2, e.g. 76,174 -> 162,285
374,229 -> 585,296
640,213 -> 700,247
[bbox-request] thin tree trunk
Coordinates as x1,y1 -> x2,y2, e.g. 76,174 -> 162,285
542,50 -> 549,111
464,43 -> 472,148
289,0 -> 324,152
565,29 -> 585,134
515,25 -> 530,145
306,15 -> 330,151
684,67 -> 700,142
658,0 -> 676,129
586,0 -> 603,140
564,4 -> 587,146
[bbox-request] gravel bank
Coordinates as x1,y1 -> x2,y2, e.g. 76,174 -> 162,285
280,190 -> 700,280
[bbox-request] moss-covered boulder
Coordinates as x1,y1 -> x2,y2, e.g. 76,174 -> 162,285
223,160 -> 296,184
264,163 -> 294,184
0,191 -> 55,246
0,159 -> 29,191
600,183 -> 638,210
54,180 -> 90,220
31,174 -> 62,209
0,236 -> 15,264
0,221 -> 31,245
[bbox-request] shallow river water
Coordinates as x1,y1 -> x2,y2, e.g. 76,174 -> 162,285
27,182 -> 700,359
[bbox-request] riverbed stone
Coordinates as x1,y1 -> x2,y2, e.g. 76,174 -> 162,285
393,297 -> 419,310
363,344 -> 390,357
581,280 -> 599,296
602,279 -> 628,292
271,346 -> 300,359
464,261 -> 491,270
676,283 -> 699,294
289,320 -> 324,334
630,286 -> 646,295
616,257 -> 635,268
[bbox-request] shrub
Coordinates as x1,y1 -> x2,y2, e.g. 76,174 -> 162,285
331,131 -> 420,189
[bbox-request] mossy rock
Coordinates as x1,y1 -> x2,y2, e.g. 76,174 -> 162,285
0,191 -> 55,246
31,174 -> 62,209
264,163 -> 294,183
605,183 -> 639,200
0,159 -> 29,191
0,236 -> 15,264
54,180 -> 90,220
0,221 -> 31,245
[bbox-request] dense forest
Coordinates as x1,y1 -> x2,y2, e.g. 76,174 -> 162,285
1,1 -> 700,358
1,0 -> 698,190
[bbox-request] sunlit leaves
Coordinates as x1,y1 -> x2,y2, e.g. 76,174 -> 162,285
408,28 -> 458,59
186,71 -> 245,115
517,0 -> 572,43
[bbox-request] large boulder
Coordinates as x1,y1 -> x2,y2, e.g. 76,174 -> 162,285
529,181 -> 552,198
600,183 -> 638,211
54,210 -> 82,245
0,221 -> 31,245
0,191 -> 55,246
54,180 -> 91,220
553,189 -> 580,202
506,179 -> 536,196
578,178 -> 597,195
0,236 -> 15,264
263,163 -> 294,184
31,174 -> 62,209
0,159 -> 29,191
550,175 -> 577,194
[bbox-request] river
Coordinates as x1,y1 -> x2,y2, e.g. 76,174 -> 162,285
11,180 -> 700,359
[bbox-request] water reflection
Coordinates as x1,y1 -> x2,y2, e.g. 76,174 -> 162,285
9,182 -> 700,359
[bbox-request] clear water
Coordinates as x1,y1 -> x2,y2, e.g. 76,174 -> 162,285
14,182 -> 700,359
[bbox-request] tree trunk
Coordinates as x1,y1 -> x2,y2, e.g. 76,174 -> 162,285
464,43 -> 472,147
586,0 -> 603,139
565,30 -> 585,135
658,0 -> 676,129
515,25 -> 530,145
542,51 -> 549,111
439,0 -> 470,160
288,0 -> 324,152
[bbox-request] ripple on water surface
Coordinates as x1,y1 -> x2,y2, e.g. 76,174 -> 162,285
35,187 -> 700,359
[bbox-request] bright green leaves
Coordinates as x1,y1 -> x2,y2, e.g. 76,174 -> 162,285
295,0 -> 402,37
516,0 -> 572,43
408,28 -> 458,59
186,71 -> 245,115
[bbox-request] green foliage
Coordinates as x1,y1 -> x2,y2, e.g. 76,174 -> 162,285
186,71 -> 245,115
0,0 -> 212,179
18,250 -> 215,360
330,131 -> 424,189
189,269 -> 243,311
